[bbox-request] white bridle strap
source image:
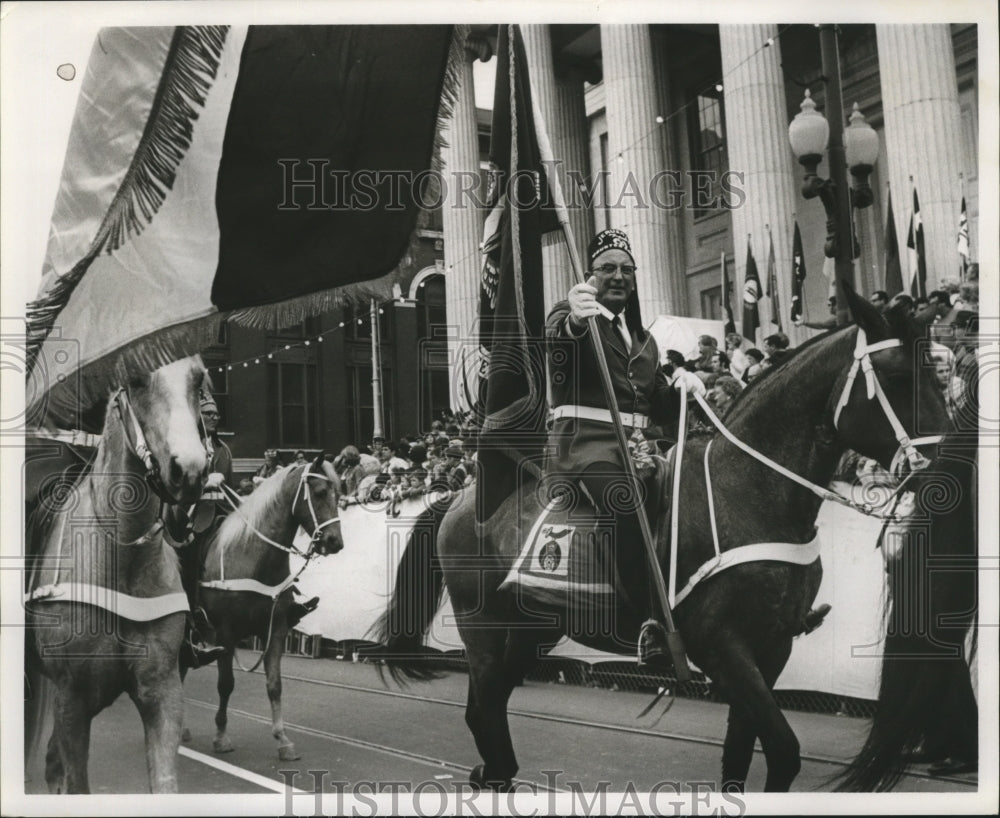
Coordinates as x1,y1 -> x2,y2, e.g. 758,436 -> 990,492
300,467 -> 340,541
833,329 -> 941,472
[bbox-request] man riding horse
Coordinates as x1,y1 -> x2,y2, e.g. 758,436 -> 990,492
175,390 -> 232,669
546,228 -> 682,668
546,228 -> 830,669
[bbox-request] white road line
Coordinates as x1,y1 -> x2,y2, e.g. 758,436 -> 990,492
178,746 -> 308,794
186,697 -> 568,793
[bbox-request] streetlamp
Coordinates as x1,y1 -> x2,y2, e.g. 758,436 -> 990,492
787,26 -> 880,324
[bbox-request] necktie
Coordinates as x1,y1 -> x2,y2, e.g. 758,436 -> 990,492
611,314 -> 631,352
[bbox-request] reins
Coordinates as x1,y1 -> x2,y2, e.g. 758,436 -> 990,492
688,328 -> 940,524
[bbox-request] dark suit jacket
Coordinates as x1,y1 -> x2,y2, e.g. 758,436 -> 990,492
546,300 -> 678,472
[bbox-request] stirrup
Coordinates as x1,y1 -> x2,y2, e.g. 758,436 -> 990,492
637,619 -> 671,670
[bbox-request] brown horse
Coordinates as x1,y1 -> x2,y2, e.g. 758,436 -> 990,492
25,356 -> 210,793
183,456 -> 342,761
374,285 -> 951,792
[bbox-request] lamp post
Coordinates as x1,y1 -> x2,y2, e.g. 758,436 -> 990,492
787,25 -> 879,325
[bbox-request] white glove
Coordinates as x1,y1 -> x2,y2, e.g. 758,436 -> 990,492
568,276 -> 600,324
205,472 -> 224,490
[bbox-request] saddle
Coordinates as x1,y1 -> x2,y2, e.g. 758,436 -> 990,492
500,455 -> 674,613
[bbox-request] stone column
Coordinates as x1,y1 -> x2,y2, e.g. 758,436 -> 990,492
601,24 -> 683,319
877,24 -> 966,291
441,35 -> 486,409
520,24 -> 593,309
720,24 -> 802,346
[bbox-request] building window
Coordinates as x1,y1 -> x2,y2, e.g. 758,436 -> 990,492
416,274 -> 452,431
203,363 -> 230,428
701,286 -> 722,321
267,362 -> 317,447
344,303 -> 392,342
688,88 -> 727,217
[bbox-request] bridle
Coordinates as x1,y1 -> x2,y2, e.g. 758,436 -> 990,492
686,327 -> 943,521
111,386 -> 208,506
220,463 -> 340,557
832,328 -> 942,480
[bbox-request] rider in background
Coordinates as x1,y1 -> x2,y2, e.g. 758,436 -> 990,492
177,390 -> 231,670
545,227 -> 682,670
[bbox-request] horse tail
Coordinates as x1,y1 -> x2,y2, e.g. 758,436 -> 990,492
369,498 -> 453,684
837,444 -> 978,791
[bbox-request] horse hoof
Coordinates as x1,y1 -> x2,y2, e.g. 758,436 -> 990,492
213,737 -> 235,754
278,744 -> 300,762
181,728 -> 192,743
469,764 -> 512,792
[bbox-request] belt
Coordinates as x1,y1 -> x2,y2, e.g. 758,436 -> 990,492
551,405 -> 649,429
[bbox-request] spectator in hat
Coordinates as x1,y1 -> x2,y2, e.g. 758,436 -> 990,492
253,448 -> 281,486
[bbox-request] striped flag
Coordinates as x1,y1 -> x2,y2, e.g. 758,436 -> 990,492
907,187 -> 927,298
884,189 -> 903,297
27,25 -> 460,429
790,221 -> 806,324
957,196 -> 970,278
766,230 -> 781,330
742,238 -> 762,345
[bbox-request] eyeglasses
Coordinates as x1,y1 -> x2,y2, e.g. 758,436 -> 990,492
202,411 -> 220,419
592,263 -> 637,277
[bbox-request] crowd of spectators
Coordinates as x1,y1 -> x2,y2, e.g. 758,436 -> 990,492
241,273 -> 978,510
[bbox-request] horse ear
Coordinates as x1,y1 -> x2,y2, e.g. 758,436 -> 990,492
843,279 -> 890,340
311,453 -> 326,472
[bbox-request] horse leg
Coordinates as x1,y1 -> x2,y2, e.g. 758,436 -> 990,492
179,665 -> 192,743
720,705 -> 757,792
213,651 -> 235,754
463,629 -> 521,791
713,638 -> 800,792
51,688 -> 92,794
131,671 -> 183,793
44,731 -> 64,794
263,621 -> 299,761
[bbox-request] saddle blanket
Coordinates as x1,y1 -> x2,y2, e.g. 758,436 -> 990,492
499,499 -> 617,610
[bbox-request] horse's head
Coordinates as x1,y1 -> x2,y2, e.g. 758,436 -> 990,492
117,356 -> 210,505
830,282 -> 951,477
294,454 -> 343,556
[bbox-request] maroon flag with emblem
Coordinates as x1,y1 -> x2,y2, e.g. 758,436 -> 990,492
742,238 -> 762,344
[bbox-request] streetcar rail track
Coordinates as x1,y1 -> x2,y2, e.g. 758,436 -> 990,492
195,662 -> 977,789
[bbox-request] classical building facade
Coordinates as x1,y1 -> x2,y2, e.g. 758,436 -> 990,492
208,23 -> 980,474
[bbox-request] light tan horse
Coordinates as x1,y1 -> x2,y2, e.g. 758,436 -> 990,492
26,356 -> 210,793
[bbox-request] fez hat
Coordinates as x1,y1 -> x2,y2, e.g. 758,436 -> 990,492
586,228 -> 645,339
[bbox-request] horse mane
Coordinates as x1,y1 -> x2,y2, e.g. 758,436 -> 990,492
723,325 -> 853,423
214,464 -> 301,545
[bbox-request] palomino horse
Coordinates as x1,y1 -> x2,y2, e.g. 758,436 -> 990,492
375,285 -> 951,792
25,356 -> 210,794
184,455 -> 342,761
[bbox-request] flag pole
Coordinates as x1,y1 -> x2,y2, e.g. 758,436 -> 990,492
370,298 -> 384,441
558,219 -> 690,682
522,25 -> 688,680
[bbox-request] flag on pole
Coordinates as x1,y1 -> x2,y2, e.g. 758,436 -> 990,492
476,24 -> 558,521
907,187 -> 927,298
884,189 -> 903,297
27,25 -> 461,429
790,221 -> 806,324
721,252 -> 736,336
742,237 -> 762,345
766,229 -> 782,330
957,196 -> 970,279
